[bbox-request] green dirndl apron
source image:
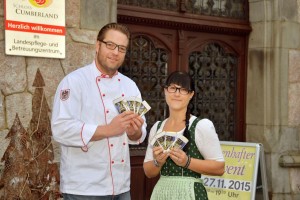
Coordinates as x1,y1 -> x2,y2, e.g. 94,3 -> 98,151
151,176 -> 206,200
150,118 -> 208,200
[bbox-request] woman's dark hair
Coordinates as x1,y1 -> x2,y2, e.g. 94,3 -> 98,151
165,71 -> 195,92
165,71 -> 194,152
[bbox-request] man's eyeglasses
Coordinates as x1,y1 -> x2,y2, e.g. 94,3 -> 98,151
165,85 -> 191,95
99,40 -> 127,53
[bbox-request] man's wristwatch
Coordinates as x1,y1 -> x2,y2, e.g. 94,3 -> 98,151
153,159 -> 160,167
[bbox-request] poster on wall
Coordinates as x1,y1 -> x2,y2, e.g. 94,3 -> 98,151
4,0 -> 65,58
201,142 -> 264,200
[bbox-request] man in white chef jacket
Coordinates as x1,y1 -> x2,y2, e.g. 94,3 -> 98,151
51,23 -> 147,200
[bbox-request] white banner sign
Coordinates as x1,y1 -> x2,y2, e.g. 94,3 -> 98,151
5,0 -> 65,58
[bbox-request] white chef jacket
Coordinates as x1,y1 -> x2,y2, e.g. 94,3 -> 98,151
51,61 -> 147,196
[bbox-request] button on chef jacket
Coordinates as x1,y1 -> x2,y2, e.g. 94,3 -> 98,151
51,61 -> 147,196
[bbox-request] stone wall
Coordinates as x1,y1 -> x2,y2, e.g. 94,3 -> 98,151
0,0 -> 116,171
248,0 -> 300,199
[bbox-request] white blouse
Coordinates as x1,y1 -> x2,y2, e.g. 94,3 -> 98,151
144,115 -> 224,162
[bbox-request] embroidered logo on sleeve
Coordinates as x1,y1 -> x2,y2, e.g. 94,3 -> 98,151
60,89 -> 70,101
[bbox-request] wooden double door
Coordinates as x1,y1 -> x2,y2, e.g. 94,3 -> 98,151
117,2 -> 251,197
118,23 -> 249,200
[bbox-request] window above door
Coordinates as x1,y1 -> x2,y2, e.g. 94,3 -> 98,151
118,0 -> 249,20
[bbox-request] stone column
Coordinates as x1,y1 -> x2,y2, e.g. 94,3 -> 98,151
247,0 -> 300,199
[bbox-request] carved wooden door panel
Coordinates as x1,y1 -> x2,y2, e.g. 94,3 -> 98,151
180,30 -> 247,142
120,24 -> 178,138
119,25 -> 178,200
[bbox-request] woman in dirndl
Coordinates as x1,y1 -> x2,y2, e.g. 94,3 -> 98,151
143,71 -> 225,200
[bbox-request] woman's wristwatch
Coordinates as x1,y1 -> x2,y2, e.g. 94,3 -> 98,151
153,159 -> 160,167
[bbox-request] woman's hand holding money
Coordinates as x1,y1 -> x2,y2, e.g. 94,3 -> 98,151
153,146 -> 168,167
169,148 -> 190,168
